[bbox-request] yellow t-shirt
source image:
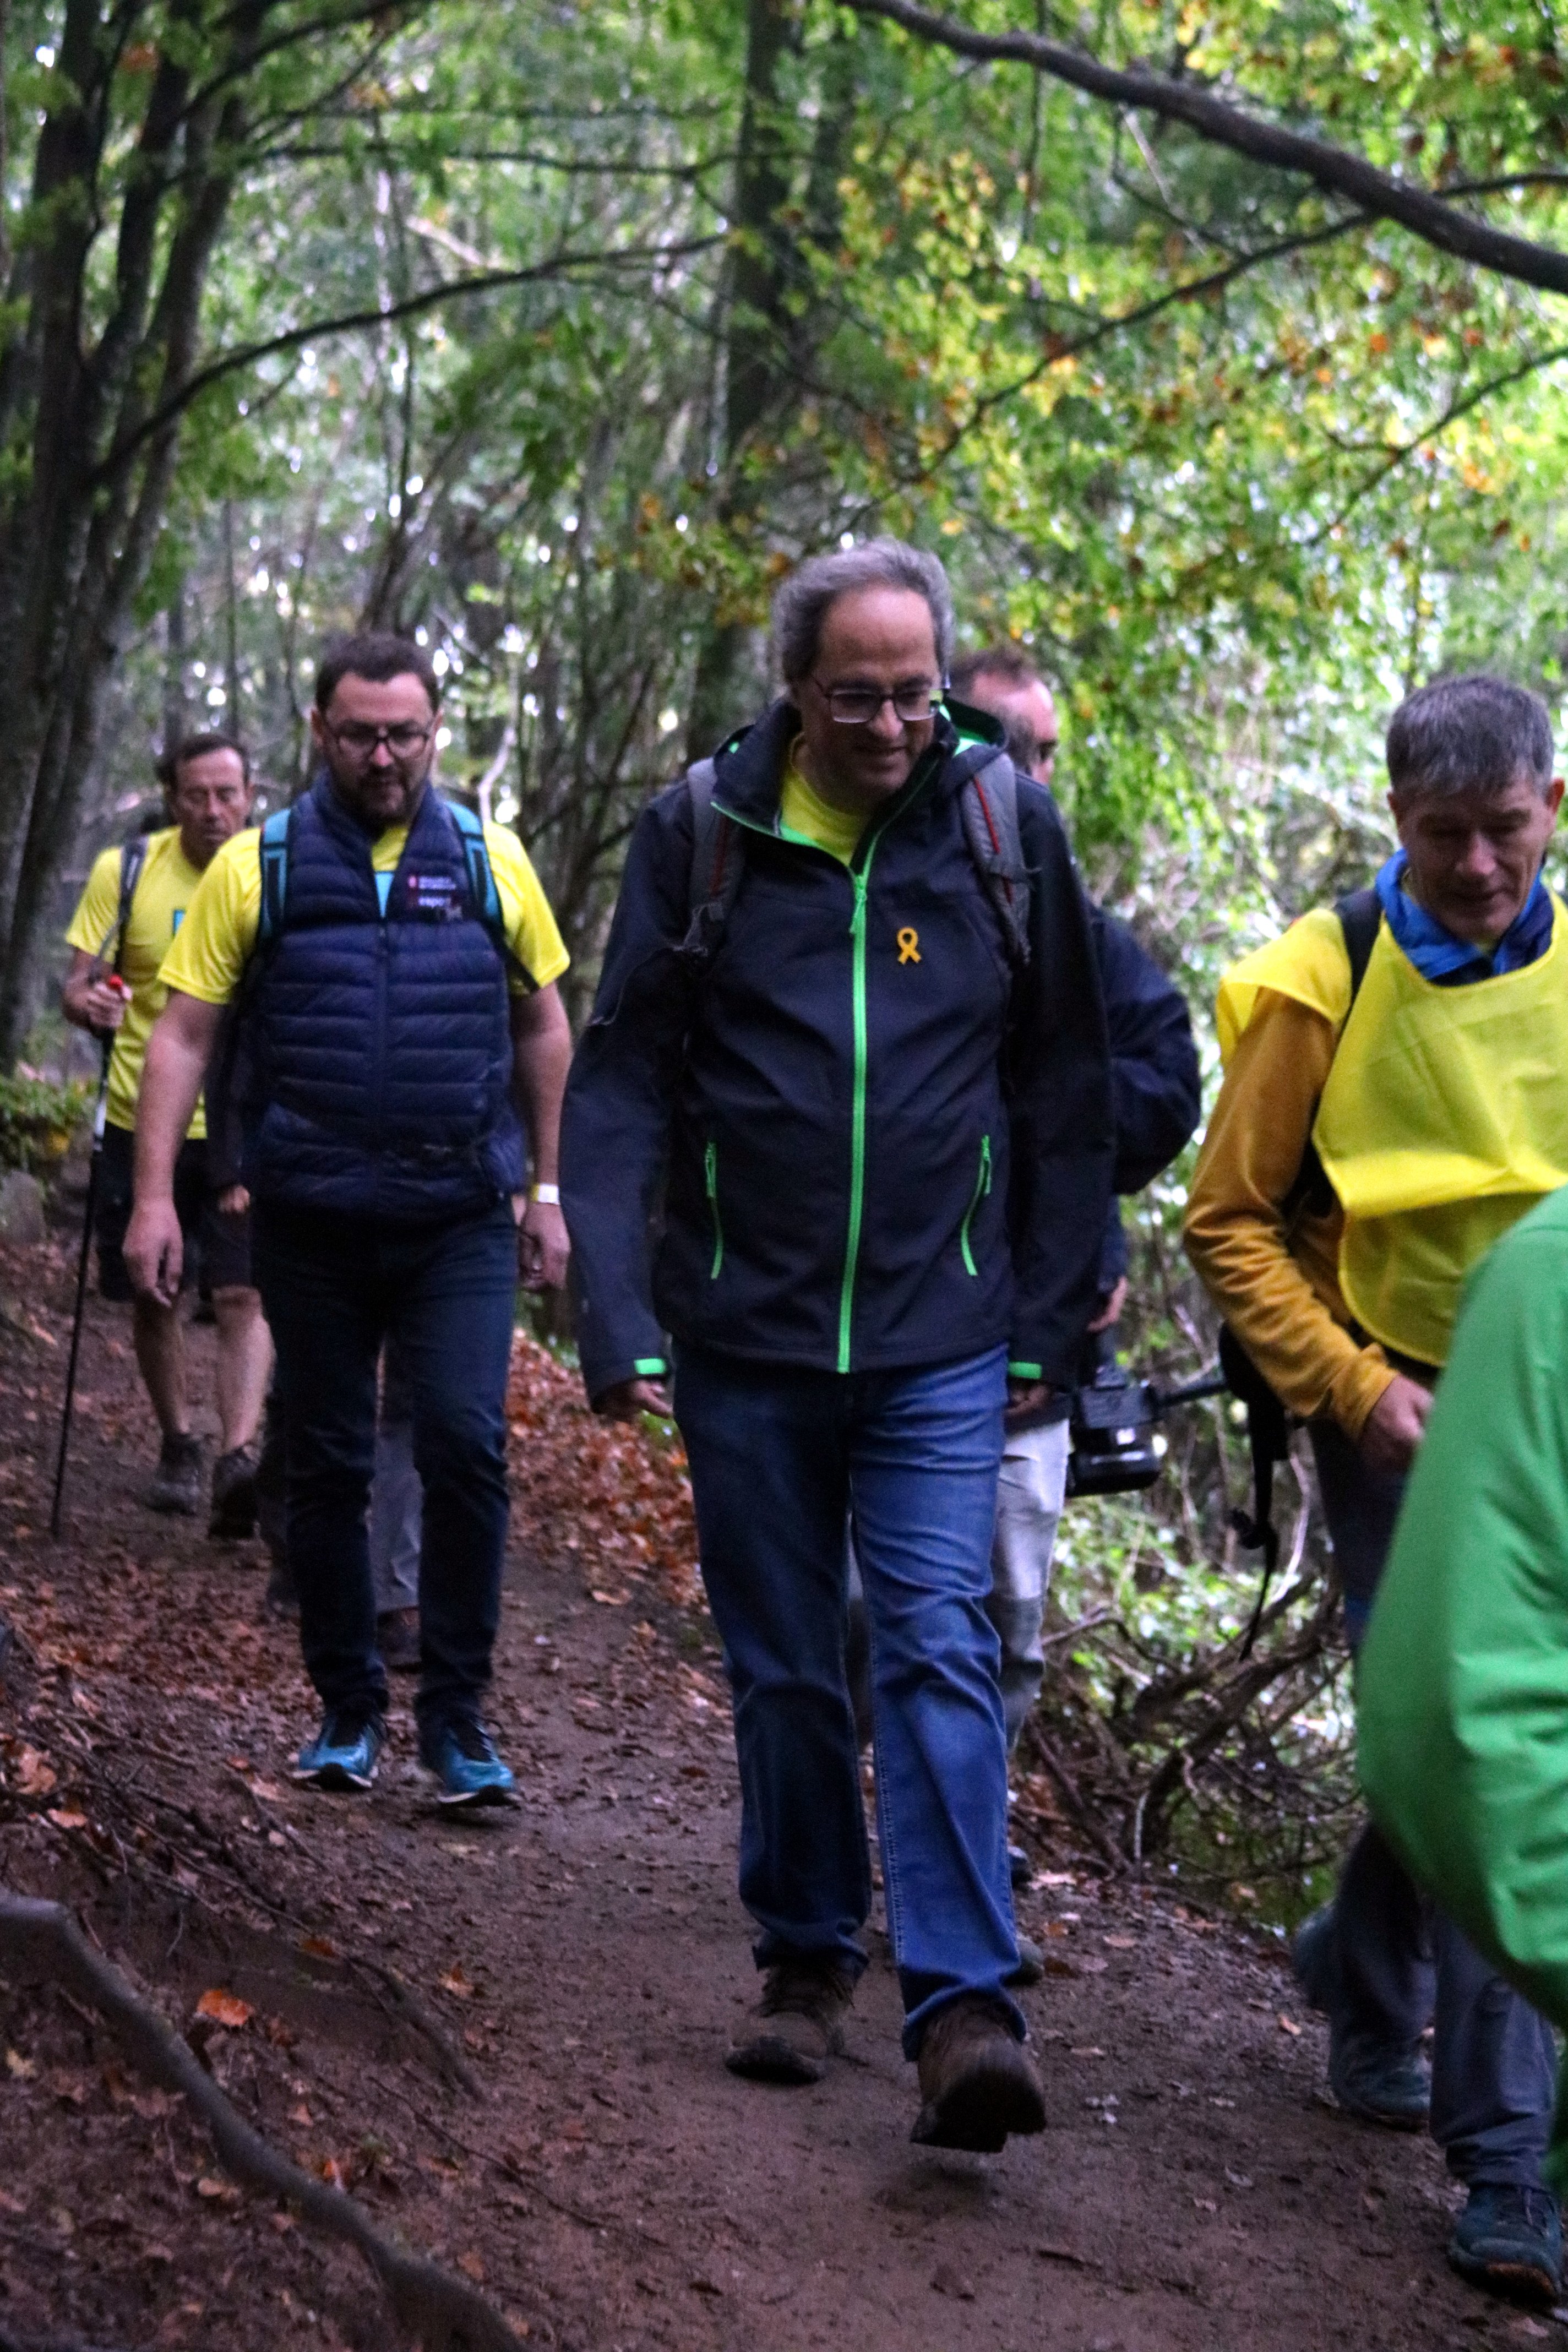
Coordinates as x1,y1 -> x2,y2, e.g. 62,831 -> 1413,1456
778,743 -> 867,865
161,801 -> 570,1008
64,826 -> 224,1137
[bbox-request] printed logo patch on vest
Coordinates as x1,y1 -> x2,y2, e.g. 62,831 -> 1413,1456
402,872 -> 465,920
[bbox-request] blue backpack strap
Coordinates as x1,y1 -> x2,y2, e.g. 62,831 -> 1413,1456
255,807 -> 292,950
442,796 -> 515,972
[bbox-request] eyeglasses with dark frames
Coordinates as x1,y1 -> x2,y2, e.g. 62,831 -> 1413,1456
326,719 -> 434,760
807,676 -> 943,727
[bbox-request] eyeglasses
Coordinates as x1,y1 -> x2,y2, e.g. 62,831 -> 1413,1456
808,676 -> 943,727
326,720 -> 433,760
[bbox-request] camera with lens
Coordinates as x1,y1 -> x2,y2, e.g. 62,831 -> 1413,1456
1065,1360 -> 1228,1500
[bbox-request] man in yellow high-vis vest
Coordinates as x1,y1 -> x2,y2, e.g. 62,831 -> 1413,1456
1185,673 -> 1567,2307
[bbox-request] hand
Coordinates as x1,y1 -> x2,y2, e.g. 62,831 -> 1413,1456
596,1376 -> 672,1421
518,1197 -> 570,1292
1086,1276 -> 1129,1335
1004,1378 -> 1056,1432
83,976 -> 128,1035
124,1197 -> 184,1309
1358,1373 -> 1433,1476
216,1183 -> 250,1216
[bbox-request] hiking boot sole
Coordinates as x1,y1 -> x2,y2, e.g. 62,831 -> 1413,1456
146,1484 -> 202,1516
911,2055 -> 1046,2153
292,1759 -> 377,1793
1448,2250 -> 1560,2309
433,1777 -> 519,1809
726,2032 -> 832,2086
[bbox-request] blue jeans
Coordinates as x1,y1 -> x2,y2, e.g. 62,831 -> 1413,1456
673,1341 -> 1023,2057
254,1201 -> 517,1751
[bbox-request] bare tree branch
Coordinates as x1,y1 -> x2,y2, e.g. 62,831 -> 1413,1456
91,235 -> 725,482
847,0 -> 1568,298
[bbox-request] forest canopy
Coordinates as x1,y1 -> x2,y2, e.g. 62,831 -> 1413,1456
2,0 -> 1565,1039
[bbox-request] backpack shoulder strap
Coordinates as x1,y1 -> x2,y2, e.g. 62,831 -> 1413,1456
682,757 -> 743,958
443,797 -> 511,965
1333,884 -> 1382,1009
255,807 -> 292,951
110,835 -> 149,974
959,754 -> 1032,970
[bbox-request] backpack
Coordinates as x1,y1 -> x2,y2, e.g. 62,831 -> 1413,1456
1224,885 -> 1381,1653
678,748 -> 1035,972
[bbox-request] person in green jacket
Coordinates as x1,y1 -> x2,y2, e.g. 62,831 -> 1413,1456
1358,1185 -> 1568,2301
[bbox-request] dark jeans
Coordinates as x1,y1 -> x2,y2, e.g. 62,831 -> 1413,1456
254,1200 -> 517,1749
1311,1419 -> 1556,2187
673,1340 -> 1022,2057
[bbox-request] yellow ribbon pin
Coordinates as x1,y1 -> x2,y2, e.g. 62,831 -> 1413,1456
897,928 -> 921,964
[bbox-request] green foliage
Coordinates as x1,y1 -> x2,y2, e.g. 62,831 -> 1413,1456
0,1070 -> 90,1177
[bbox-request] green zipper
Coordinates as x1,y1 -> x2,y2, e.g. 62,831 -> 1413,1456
704,1138 -> 723,1278
713,763 -> 933,1378
959,1133 -> 993,1277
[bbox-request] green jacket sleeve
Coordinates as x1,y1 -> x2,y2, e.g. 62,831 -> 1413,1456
1358,1188 -> 1568,2185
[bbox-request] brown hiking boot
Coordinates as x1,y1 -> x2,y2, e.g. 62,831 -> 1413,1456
726,1957 -> 857,2086
911,1994 -> 1046,2152
209,1444 -> 259,1540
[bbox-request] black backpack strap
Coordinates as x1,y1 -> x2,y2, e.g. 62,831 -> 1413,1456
958,752 -> 1032,971
1334,884 -> 1381,1003
108,835 -> 148,973
682,758 -> 743,958
1224,885 -> 1382,1651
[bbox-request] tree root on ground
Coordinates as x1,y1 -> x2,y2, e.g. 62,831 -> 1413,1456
0,1893 -> 520,2352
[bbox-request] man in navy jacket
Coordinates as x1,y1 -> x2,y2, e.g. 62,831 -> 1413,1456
562,541 -> 1112,2152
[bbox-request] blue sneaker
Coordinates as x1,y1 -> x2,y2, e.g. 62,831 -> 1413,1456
292,1711 -> 383,1792
425,1719 -> 516,1808
1449,2185 -> 1562,2307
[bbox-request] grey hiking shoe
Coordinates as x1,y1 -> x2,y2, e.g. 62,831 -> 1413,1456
1292,1904 -> 1430,2129
912,1994 -> 1046,2153
208,1444 -> 259,1540
146,1433 -> 204,1516
1449,2185 -> 1562,2307
726,1958 -> 857,2086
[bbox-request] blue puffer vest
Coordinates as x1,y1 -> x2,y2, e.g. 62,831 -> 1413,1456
239,777 -> 526,1221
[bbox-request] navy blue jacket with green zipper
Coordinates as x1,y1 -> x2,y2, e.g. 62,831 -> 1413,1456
560,699 -> 1114,1403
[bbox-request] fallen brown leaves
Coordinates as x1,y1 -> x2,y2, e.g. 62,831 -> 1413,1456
507,1336 -> 699,1610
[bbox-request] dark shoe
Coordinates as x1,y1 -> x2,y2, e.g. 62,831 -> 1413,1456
376,1607 -> 421,1673
1006,1934 -> 1044,1989
145,1433 -> 204,1516
1008,1842 -> 1031,1889
208,1444 -> 259,1539
263,1559 -> 298,1619
726,1958 -> 857,2086
911,1994 -> 1046,2152
1292,1904 -> 1429,2129
1449,2185 -> 1562,2307
423,1719 -> 517,1808
293,1711 -> 383,1793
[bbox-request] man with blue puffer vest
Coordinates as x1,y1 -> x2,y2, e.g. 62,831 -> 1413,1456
562,540 -> 1113,2154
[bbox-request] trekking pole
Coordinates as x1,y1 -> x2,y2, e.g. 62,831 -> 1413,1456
49,1010 -> 121,1540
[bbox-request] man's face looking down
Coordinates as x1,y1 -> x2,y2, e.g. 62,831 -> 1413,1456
790,587 -> 941,815
311,670 -> 440,831
168,748 -> 253,870
1391,769 -> 1564,948
963,669 -> 1059,788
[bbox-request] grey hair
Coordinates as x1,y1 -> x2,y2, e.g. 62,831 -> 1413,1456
1386,673 -> 1555,801
770,538 -> 955,685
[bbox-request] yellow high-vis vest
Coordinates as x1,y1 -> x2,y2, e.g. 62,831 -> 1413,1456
1216,899 -> 1568,1368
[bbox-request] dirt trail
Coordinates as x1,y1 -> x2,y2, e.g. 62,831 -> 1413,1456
0,1226 -> 1540,2351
